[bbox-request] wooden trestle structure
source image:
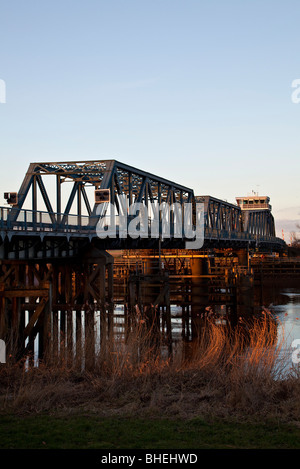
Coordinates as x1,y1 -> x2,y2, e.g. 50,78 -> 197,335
6,247 -> 300,368
0,247 -> 258,367
0,248 -> 114,367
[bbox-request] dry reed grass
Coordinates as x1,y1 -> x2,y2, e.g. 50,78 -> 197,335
0,310 -> 299,423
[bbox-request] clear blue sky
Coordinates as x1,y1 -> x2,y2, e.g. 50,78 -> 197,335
1,0 -> 300,237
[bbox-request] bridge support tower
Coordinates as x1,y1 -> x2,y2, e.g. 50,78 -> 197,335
190,257 -> 209,338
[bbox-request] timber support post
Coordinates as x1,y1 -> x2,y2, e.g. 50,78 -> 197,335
190,257 -> 209,339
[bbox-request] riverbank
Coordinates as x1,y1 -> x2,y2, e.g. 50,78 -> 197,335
0,313 -> 299,449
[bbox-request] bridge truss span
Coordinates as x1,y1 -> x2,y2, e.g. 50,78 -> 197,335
0,159 -> 286,257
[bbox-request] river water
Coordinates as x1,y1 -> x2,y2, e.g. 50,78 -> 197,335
26,282 -> 300,376
167,282 -> 300,376
267,286 -> 300,375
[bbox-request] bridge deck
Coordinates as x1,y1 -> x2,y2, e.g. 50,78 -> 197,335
0,204 -> 285,253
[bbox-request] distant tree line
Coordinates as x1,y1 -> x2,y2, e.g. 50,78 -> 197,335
290,223 -> 300,247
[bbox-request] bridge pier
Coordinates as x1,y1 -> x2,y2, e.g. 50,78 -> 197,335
190,257 -> 209,338
0,248 -> 115,368
81,247 -> 114,370
127,252 -> 172,356
143,255 -> 161,306
235,272 -> 254,321
228,248 -> 254,324
235,248 -> 249,268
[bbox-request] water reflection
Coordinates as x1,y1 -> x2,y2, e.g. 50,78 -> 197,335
165,283 -> 300,376
89,286 -> 300,372
248,280 -> 300,376
25,282 -> 300,376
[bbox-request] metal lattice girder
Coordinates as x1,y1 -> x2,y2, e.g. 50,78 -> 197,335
196,195 -> 242,238
8,160 -> 194,228
241,210 -> 276,238
1,159 -> 284,250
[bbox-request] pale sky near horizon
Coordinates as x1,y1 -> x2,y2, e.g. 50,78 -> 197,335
1,0 -> 300,239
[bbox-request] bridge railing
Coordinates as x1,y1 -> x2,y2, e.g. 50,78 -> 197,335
204,228 -> 285,247
0,206 -> 286,247
0,206 -> 182,237
204,228 -> 252,240
0,207 -> 97,233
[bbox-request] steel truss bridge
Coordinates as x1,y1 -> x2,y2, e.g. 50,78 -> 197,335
0,160 -> 285,259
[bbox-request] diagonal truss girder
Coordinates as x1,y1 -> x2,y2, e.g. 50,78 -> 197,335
3,159 -> 280,245
8,160 -> 194,229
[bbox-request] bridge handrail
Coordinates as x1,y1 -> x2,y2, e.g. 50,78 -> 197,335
0,206 -> 286,246
0,206 -> 97,232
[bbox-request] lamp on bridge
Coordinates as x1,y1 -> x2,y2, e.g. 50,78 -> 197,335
4,192 -> 18,206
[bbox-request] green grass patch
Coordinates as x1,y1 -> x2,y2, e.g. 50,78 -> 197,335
0,413 -> 299,449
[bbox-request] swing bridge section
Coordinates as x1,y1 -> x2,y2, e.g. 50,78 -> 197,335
0,160 -> 285,259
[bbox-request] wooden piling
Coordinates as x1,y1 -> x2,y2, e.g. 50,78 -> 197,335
190,257 -> 209,338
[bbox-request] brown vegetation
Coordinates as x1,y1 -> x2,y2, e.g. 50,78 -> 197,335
0,311 -> 299,424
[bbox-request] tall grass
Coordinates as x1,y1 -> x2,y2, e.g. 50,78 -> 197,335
0,310 -> 299,421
